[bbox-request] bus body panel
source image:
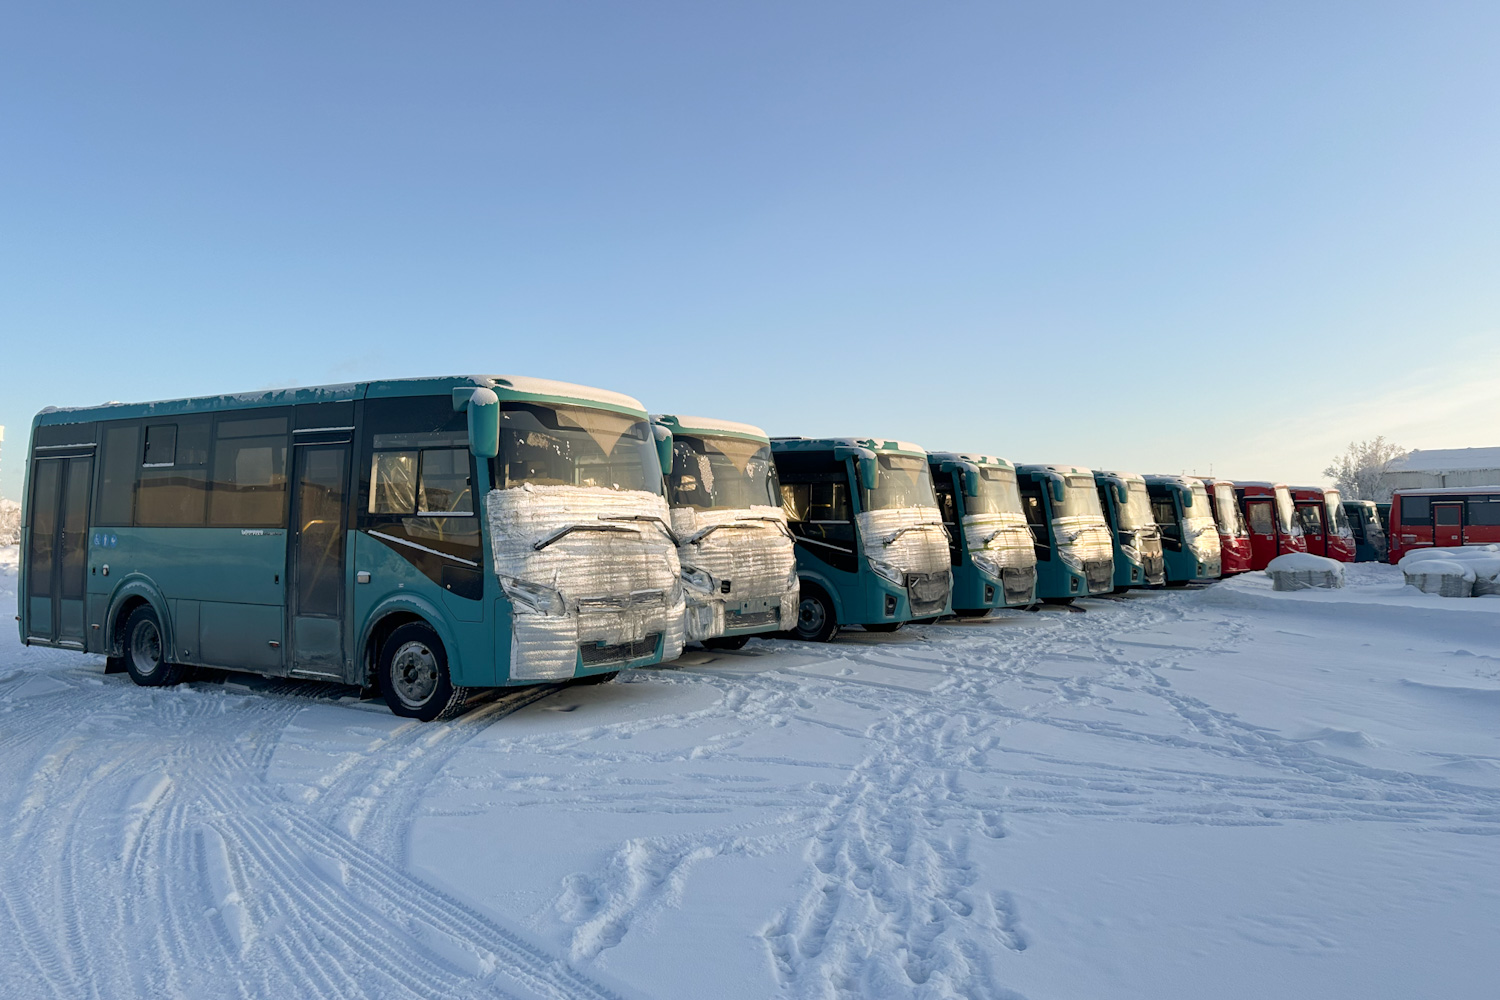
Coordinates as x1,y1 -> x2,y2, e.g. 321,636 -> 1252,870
1388,487 -> 1500,563
930,453 -> 1038,610
1232,482 -> 1305,570
1093,471 -> 1165,589
1016,465 -> 1114,600
1290,487 -> 1355,562
1144,476 -> 1222,583
1197,478 -> 1253,576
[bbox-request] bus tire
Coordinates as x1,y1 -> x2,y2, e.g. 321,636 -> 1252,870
702,635 -> 749,650
573,671 -> 619,685
123,604 -> 186,687
378,623 -> 470,722
864,621 -> 904,632
1040,596 -> 1075,606
792,586 -> 840,643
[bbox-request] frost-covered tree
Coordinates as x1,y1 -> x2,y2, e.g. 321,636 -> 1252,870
0,498 -> 19,546
1323,437 -> 1407,501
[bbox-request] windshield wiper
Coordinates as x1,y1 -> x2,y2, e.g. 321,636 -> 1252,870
881,523 -> 942,546
532,523 -> 638,551
685,516 -> 792,545
599,514 -> 679,545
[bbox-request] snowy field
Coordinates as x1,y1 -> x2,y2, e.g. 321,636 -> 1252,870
3,546 -> 1498,1000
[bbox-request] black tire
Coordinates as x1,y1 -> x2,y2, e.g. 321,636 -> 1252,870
1165,579 -> 1189,589
952,608 -> 991,619
864,621 -> 904,633
702,635 -> 750,650
1040,596 -> 1075,606
123,605 -> 185,687
573,670 -> 619,685
378,622 -> 470,722
792,585 -> 840,643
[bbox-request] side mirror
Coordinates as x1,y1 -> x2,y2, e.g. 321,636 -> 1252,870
859,455 -> 879,490
1179,487 -> 1193,508
963,467 -> 981,498
1113,482 -> 1128,505
455,387 -> 500,459
1049,477 -> 1066,505
652,424 -> 673,475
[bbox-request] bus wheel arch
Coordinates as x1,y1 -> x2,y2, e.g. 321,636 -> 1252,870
107,588 -> 169,667
792,582 -> 840,643
375,620 -> 471,722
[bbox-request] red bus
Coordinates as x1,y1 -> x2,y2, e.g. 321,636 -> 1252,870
1198,477 -> 1253,575
1232,482 -> 1305,570
1388,486 -> 1500,563
1289,486 -> 1355,562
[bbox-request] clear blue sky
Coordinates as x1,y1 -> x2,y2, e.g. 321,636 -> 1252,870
4,1 -> 1498,499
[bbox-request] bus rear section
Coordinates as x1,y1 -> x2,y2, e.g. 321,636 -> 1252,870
1233,482 -> 1305,570
20,375 -> 690,722
1093,470 -> 1164,589
1343,500 -> 1388,562
1198,478 -> 1252,576
654,414 -> 798,649
930,453 -> 1038,614
1016,465 -> 1114,603
1289,486 -> 1355,562
1144,476 -> 1222,585
772,438 -> 951,641
1388,487 -> 1500,562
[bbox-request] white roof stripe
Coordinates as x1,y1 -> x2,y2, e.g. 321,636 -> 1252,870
485,375 -> 645,413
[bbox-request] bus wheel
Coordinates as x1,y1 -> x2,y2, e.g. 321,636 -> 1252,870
793,587 -> 839,643
864,622 -> 904,632
1040,596 -> 1075,606
702,635 -> 749,650
124,605 -> 185,687
379,623 -> 470,722
952,608 -> 991,619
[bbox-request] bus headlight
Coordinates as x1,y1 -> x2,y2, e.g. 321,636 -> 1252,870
971,553 -> 1002,579
679,566 -> 717,596
1058,547 -> 1084,573
869,560 -> 906,587
1120,544 -> 1141,564
501,577 -> 565,616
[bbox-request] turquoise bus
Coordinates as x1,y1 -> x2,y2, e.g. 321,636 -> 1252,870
770,438 -> 951,640
653,414 -> 799,649
928,453 -> 1037,614
1143,475 -> 1222,584
19,375 -> 686,721
1093,470 -> 1165,589
1015,464 -> 1115,603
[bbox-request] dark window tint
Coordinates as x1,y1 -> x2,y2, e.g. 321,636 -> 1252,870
1295,504 -> 1323,536
137,417 -> 211,527
1467,498 -> 1500,526
294,446 -> 347,617
1018,480 -> 1051,560
780,482 -> 850,522
1434,504 -> 1463,526
1399,495 -> 1432,525
144,425 -> 177,466
208,416 -> 289,527
27,460 -> 62,598
934,476 -> 961,565
95,423 -> 140,526
1246,501 -> 1273,535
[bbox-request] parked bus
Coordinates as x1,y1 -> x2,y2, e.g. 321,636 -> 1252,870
1015,464 -> 1114,603
1197,477 -> 1253,576
1290,486 -> 1355,562
928,453 -> 1038,615
1388,486 -> 1500,563
20,375 -> 686,721
1376,502 -> 1391,536
1093,470 -> 1165,589
1343,500 -> 1387,563
653,414 -> 798,649
1143,475 -> 1222,584
1232,482 -> 1304,570
771,438 -> 951,640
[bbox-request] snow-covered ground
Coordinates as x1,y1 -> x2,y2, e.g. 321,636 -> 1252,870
3,546 -> 1497,999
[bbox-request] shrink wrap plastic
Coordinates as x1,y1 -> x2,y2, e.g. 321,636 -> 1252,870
857,507 -> 951,576
960,513 -> 1036,570
1050,516 -> 1114,561
669,504 -> 799,640
487,485 -> 685,680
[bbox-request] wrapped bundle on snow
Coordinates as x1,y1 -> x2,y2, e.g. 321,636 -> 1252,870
1265,552 -> 1344,591
1397,547 -> 1496,598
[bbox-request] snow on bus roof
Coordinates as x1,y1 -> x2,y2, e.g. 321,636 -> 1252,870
770,437 -> 930,456
651,414 -> 769,441
485,375 -> 645,413
1095,469 -> 1145,482
1393,485 -> 1500,495
1388,447 -> 1500,473
928,452 -> 1015,469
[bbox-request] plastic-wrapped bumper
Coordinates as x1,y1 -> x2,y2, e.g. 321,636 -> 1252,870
685,588 -> 798,640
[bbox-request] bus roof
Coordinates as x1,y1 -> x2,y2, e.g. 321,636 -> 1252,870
652,413 -> 770,444
1144,474 -> 1206,488
1017,463 -> 1095,477
770,437 -> 929,458
1232,480 -> 1287,490
1093,469 -> 1145,484
1392,485 -> 1500,496
32,373 -> 649,428
926,452 -> 1015,471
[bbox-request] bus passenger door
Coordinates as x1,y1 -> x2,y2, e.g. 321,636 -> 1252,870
1433,503 -> 1464,547
288,443 -> 350,678
25,454 -> 93,646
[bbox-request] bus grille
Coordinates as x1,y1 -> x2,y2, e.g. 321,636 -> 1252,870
727,608 -> 779,629
1000,565 -> 1035,605
1084,559 -> 1113,594
907,572 -> 950,616
1142,552 -> 1164,583
579,634 -> 661,667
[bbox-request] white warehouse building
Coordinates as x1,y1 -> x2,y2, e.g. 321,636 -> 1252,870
1385,447 -> 1500,491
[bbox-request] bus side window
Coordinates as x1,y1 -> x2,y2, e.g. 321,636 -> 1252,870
1246,502 -> 1273,535
96,423 -> 141,526
137,418 -> 210,527
1467,497 -> 1500,526
933,477 -> 960,565
773,450 -> 856,572
208,416 -> 289,528
1151,494 -> 1181,550
1018,481 -> 1050,561
1400,496 -> 1432,525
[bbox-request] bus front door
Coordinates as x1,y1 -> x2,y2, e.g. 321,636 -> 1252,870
1433,503 -> 1464,547
25,454 -> 92,647
288,443 -> 350,679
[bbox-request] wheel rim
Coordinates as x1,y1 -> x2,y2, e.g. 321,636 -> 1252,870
130,620 -> 162,675
797,596 -> 826,636
391,640 -> 439,708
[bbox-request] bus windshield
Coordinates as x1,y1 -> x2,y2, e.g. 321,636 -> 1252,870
966,467 -> 1024,517
494,402 -> 663,494
863,454 -> 938,512
1325,492 -> 1351,535
1274,486 -> 1297,534
1213,483 -> 1247,536
1115,481 -> 1156,531
1057,474 -> 1105,519
668,434 -> 778,511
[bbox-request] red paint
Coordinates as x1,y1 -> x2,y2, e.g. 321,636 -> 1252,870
1232,482 -> 1306,570
1288,486 -> 1355,563
1387,488 -> 1500,562
1198,478 -> 1253,575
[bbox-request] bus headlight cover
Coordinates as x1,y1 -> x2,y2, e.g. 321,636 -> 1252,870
501,577 -> 565,616
1058,547 -> 1084,573
679,566 -> 717,595
970,553 -> 1002,579
869,560 -> 906,586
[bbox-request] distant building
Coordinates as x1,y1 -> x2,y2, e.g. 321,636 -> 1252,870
1385,447 -> 1500,491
